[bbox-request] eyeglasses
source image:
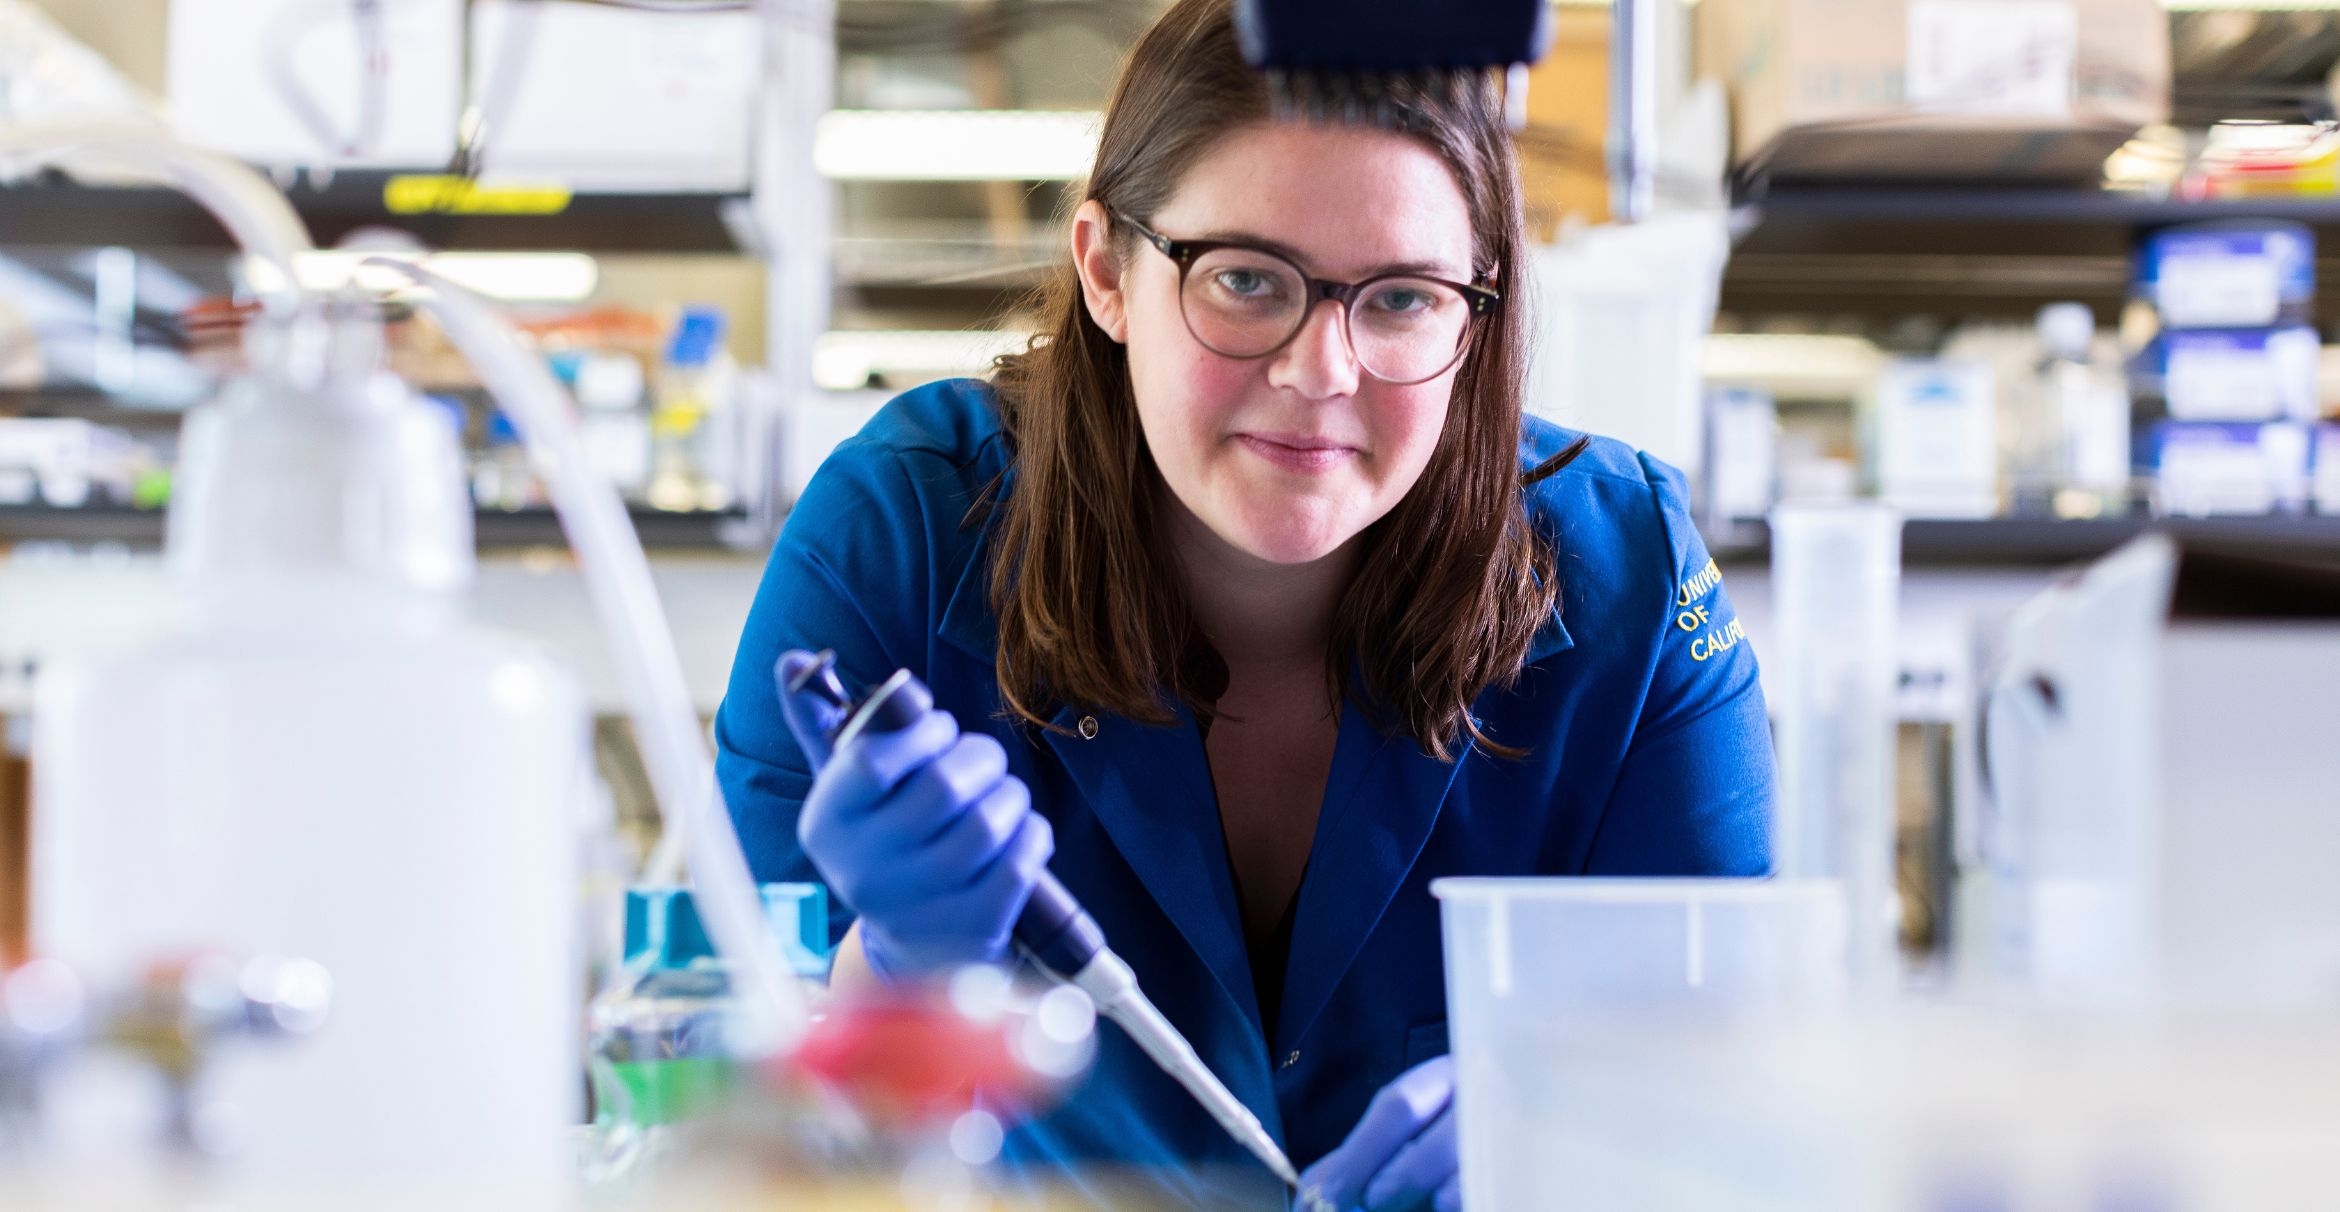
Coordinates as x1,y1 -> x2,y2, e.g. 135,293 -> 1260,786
1113,211 -> 1499,387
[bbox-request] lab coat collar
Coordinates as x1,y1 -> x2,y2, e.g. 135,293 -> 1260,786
1275,694 -> 1468,1057
938,515 -> 1001,663
943,518 -> 1257,1037
1525,599 -> 1575,664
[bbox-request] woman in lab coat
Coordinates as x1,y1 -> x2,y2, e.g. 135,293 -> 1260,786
715,0 -> 1775,1207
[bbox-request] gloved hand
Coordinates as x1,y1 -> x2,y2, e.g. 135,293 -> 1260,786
1297,1056 -> 1459,1212
776,649 -> 1053,982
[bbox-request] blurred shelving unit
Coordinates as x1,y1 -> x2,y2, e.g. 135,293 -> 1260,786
1726,181 -> 2340,320
0,385 -> 754,550
1707,514 -> 2340,567
0,171 -> 760,255
0,0 -> 843,552
1,2 -> 1156,552
0,501 -> 757,551
1721,4 -> 2340,322
1709,4 -> 2340,555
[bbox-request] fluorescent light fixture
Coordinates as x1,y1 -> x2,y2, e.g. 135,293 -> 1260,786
813,329 -> 1032,390
815,110 -> 1102,181
245,251 -> 600,303
1702,333 -> 1883,398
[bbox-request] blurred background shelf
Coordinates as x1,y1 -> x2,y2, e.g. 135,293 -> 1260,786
1710,514 -> 2340,567
0,388 -> 187,427
0,503 -> 763,551
1727,184 -> 2340,320
0,172 -> 759,255
1735,182 -> 2340,227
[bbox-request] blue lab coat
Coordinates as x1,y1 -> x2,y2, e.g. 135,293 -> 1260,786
715,378 -> 1774,1209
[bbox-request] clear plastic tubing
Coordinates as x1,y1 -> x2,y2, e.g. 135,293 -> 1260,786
377,262 -> 808,1045
1768,501 -> 1903,988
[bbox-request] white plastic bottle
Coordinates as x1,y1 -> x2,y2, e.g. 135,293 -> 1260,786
2033,302 -> 2132,519
31,305 -> 590,1202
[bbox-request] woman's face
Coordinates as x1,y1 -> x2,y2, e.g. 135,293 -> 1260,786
1079,123 -> 1478,569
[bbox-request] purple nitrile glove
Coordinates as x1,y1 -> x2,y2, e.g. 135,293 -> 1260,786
1297,1055 -> 1460,1212
775,649 -> 1053,982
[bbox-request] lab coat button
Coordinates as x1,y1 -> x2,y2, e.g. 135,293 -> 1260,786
1281,1050 -> 1300,1070
1078,715 -> 1099,739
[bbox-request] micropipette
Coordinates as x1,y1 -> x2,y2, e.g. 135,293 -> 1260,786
788,652 -> 1305,1191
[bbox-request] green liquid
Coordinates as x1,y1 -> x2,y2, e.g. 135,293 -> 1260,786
605,1056 -> 736,1126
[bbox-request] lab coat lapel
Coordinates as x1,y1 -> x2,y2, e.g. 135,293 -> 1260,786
1277,696 -> 1467,1055
943,524 -> 1257,1025
1038,704 -> 1260,1029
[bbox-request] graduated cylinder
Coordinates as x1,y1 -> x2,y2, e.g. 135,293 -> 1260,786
1768,501 -> 1903,986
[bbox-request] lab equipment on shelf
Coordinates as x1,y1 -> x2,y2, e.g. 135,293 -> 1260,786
2128,220 -> 2327,520
2017,302 -> 2130,520
648,306 -> 737,515
2134,220 -> 2315,333
1704,384 -> 1778,525
2147,419 -> 2313,517
1869,358 -> 1997,520
2316,422 -> 2340,514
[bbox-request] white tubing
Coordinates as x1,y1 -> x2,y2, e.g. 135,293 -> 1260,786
0,122 -> 311,313
373,260 -> 809,1046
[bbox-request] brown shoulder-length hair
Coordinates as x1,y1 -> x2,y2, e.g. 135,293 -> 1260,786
985,0 -> 1570,763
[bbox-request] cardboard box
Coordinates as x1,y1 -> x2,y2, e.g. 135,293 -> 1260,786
1517,6 -> 1612,238
1698,0 -> 2170,182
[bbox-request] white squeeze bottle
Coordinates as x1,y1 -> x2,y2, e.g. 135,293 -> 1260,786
31,302 -> 590,1204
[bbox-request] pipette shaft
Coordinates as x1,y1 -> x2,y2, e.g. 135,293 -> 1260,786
791,654 -> 1303,1188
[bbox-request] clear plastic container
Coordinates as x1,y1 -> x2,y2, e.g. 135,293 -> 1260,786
1434,878 -> 1848,1212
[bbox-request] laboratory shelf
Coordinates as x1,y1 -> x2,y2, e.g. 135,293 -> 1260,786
0,389 -> 187,428
1711,515 -> 2340,568
0,504 -> 765,552
1733,181 -> 2340,228
1723,180 -> 2340,319
0,171 -> 758,255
